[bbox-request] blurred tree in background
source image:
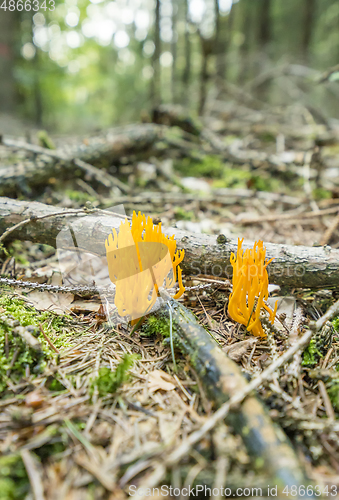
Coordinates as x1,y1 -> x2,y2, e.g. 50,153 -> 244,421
1,0 -> 339,132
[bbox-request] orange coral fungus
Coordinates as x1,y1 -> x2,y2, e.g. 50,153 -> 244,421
105,211 -> 185,321
228,238 -> 278,337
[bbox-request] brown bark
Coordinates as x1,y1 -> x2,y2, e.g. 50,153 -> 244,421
1,197 -> 339,289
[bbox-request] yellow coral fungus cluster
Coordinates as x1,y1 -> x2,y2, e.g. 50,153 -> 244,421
105,211 -> 185,321
228,238 -> 277,337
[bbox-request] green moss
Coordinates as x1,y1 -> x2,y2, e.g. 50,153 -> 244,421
1,241 -> 29,266
332,316 -> 339,333
250,175 -> 281,192
175,155 -> 224,178
213,166 -> 251,189
90,353 -> 138,397
0,295 -> 74,348
313,188 -> 332,200
302,339 -> 321,367
64,189 -> 96,204
141,315 -> 172,338
257,131 -> 276,143
37,130 -> 56,150
0,454 -> 29,500
174,207 -> 194,221
0,295 -> 75,392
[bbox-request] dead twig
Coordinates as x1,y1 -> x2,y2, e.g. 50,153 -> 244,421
166,326 -> 314,467
320,212 -> 339,246
20,449 -> 46,500
38,323 -> 60,354
236,206 -> 339,225
318,380 -> 335,421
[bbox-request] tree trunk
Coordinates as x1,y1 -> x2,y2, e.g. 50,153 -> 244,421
0,11 -> 18,113
182,0 -> 191,106
237,0 -> 253,85
255,0 -> 272,100
215,6 -> 234,83
171,0 -> 178,103
198,36 -> 213,116
151,0 -> 161,107
301,0 -> 316,61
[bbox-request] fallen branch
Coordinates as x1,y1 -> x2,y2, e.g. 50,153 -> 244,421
0,124 -> 169,196
1,197 -> 339,288
237,206 -> 339,225
21,449 -> 45,500
135,297 -> 316,497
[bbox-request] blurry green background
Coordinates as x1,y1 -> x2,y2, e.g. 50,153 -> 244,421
0,0 -> 339,133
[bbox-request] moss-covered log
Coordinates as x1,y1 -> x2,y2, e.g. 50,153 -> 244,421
162,298 -> 316,497
1,197 -> 339,289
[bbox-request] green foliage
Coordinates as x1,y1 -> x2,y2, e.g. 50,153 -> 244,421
333,316 -> 339,333
90,354 -> 138,397
0,295 -> 71,348
0,321 -> 46,393
302,339 -> 321,367
0,454 -> 29,500
175,155 -> 224,178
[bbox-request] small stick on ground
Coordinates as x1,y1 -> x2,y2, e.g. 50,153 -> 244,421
39,323 -> 60,354
318,380 -> 336,421
21,449 -> 46,500
320,212 -> 339,246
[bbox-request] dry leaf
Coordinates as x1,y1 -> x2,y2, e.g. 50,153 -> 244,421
26,291 -> 74,314
158,413 -> 180,445
223,337 -> 258,362
148,370 -> 176,393
266,296 -> 297,332
25,390 -> 44,409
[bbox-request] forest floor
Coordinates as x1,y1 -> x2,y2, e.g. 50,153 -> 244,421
1,101 -> 339,499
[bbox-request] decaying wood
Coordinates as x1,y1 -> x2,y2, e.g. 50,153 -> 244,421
151,104 -> 203,136
1,197 -> 339,289
1,119 -> 332,199
0,124 -> 169,196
